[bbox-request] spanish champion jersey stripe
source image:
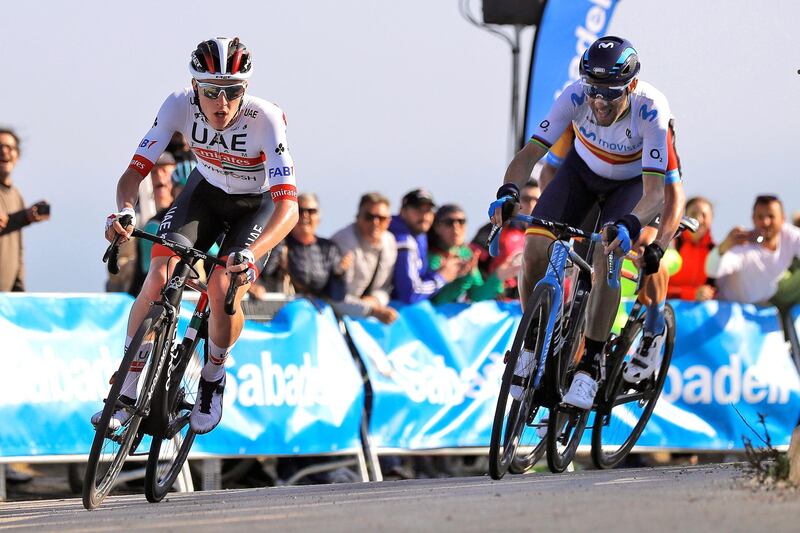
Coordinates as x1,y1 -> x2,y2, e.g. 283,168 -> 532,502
573,125 -> 642,165
530,136 -> 551,151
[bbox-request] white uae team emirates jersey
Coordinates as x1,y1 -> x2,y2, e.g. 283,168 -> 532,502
129,88 -> 297,201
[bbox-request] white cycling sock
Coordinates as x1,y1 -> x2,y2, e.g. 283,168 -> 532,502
119,335 -> 149,399
202,339 -> 232,382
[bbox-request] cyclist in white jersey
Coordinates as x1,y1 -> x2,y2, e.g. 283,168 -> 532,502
489,36 -> 685,409
96,37 -> 299,434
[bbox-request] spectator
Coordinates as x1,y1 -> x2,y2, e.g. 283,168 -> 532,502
0,128 -> 50,292
389,188 -> 466,304
428,204 -> 515,304
706,195 -> 800,313
472,178 -> 539,298
263,192 -> 346,299
331,192 -> 398,324
130,153 -> 178,295
667,196 -> 716,301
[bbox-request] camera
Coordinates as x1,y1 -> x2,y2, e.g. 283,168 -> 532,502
34,201 -> 51,216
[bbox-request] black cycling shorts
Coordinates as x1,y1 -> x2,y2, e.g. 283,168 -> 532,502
152,169 -> 273,270
531,147 -> 643,231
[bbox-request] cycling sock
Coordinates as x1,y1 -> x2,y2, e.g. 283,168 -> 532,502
202,340 -> 232,382
120,335 -> 151,399
644,301 -> 666,335
576,338 -> 605,381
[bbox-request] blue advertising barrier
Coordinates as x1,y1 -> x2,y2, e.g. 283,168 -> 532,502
344,301 -> 517,449
522,0 -> 621,142
595,301 -> 800,450
347,300 -> 800,451
0,294 -> 364,458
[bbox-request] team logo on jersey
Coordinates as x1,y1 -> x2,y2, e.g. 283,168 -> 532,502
578,126 -> 597,142
571,92 -> 586,107
539,120 -> 550,132
275,143 -> 286,155
626,128 -> 632,139
152,117 -> 158,128
650,149 -> 662,161
639,104 -> 658,123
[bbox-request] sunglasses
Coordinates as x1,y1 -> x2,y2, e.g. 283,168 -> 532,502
580,80 -> 629,101
196,82 -> 247,101
299,207 -> 319,216
360,212 -> 390,223
440,218 -> 466,227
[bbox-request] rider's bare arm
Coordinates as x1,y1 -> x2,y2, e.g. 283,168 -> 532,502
116,168 -> 147,212
502,141 -> 548,188
629,174 -> 665,232
248,199 -> 299,260
653,180 -> 685,249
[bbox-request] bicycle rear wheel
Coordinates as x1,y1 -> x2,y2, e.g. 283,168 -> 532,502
83,310 -> 165,510
145,335 -> 204,502
489,284 -> 553,480
591,304 -> 675,469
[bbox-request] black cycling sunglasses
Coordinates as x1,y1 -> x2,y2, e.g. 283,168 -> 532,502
580,80 -> 628,101
196,82 -> 246,101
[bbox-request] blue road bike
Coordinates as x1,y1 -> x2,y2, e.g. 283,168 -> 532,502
488,214 -> 614,478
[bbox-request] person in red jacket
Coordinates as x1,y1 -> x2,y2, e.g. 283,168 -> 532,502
667,196 -> 715,301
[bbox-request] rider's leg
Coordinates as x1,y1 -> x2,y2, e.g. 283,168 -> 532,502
92,255 -> 172,428
519,231 -> 556,309
119,255 -> 171,399
204,267 -> 250,380
510,231 -> 555,400
625,226 -> 669,382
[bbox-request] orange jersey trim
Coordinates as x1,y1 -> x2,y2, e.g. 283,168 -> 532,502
525,227 -> 556,240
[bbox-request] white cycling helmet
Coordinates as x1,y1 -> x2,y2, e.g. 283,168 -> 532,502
189,37 -> 253,81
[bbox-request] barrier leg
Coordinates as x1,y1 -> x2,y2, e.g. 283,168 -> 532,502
355,448 -> 369,482
175,460 -> 195,492
360,417 -> 383,482
202,459 -> 221,491
0,464 -> 6,501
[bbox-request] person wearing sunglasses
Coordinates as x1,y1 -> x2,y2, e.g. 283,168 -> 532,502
489,35 -> 686,410
98,37 -> 299,435
331,193 -> 399,324
428,205 -> 516,304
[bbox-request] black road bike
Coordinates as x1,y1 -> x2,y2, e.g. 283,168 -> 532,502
83,217 -> 242,510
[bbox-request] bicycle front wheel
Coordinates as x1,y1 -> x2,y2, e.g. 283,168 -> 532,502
145,337 -> 204,502
591,304 -> 675,469
83,310 -> 165,510
489,284 -> 553,479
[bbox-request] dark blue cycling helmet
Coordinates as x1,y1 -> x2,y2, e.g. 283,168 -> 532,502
579,36 -> 640,85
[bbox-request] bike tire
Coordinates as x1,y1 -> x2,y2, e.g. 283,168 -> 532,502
489,284 -> 553,480
545,280 -> 591,474
144,335 -> 204,502
591,304 -> 675,469
82,309 -> 165,510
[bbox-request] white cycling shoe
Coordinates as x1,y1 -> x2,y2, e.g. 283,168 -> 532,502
90,395 -> 135,431
190,375 -> 226,434
623,331 -> 665,383
562,372 -> 598,410
510,349 -> 536,401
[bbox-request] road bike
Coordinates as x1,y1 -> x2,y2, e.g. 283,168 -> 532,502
83,217 -> 242,509
488,214 -> 609,478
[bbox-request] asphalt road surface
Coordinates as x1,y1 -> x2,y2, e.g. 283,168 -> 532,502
1,464 -> 797,532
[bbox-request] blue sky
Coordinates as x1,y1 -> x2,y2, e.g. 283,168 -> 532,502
2,0 -> 799,291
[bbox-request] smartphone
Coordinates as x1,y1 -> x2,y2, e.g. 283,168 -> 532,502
35,201 -> 51,216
